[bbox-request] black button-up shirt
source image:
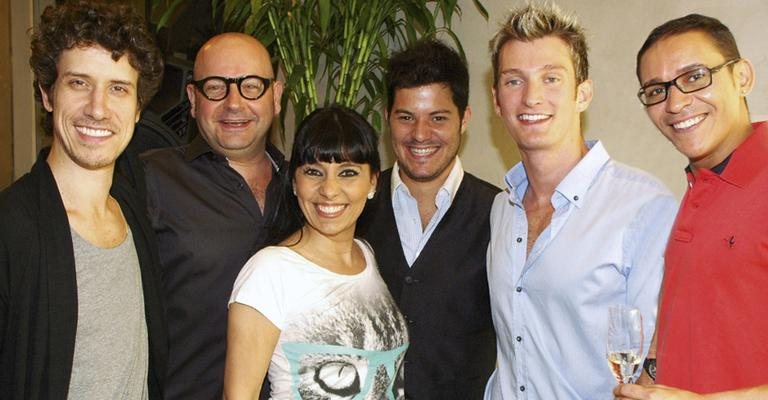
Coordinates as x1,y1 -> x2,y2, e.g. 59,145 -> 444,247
142,136 -> 283,400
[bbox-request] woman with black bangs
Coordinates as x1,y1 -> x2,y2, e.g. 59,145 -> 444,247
224,106 -> 408,400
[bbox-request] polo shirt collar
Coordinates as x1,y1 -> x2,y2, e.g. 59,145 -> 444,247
686,121 -> 768,188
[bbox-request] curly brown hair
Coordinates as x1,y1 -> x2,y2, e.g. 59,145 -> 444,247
30,0 -> 163,134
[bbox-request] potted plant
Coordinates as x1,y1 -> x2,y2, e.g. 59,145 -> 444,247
156,0 -> 487,132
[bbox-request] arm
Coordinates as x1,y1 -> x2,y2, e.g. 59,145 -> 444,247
614,383 -> 768,400
224,303 -> 280,400
625,195 -> 677,366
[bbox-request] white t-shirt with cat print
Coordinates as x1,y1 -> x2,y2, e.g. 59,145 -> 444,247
230,239 -> 409,400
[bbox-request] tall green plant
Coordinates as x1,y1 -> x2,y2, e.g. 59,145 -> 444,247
156,0 -> 487,132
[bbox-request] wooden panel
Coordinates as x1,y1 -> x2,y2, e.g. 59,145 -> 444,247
0,0 -> 12,189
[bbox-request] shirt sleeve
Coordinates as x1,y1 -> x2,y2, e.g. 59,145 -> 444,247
624,193 -> 678,355
229,248 -> 289,330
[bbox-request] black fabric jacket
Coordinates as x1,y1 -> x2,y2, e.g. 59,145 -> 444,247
0,151 -> 168,399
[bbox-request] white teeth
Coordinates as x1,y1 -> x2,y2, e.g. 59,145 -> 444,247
410,147 -> 436,156
76,126 -> 111,137
672,115 -> 705,130
518,114 -> 549,121
317,204 -> 344,214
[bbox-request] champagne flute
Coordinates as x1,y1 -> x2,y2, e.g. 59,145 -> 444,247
606,305 -> 643,384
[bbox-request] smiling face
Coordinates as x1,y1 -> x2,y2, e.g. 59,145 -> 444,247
638,31 -> 754,169
388,83 -> 469,186
41,45 -> 140,171
187,33 -> 283,161
492,36 -> 592,154
294,161 -> 377,241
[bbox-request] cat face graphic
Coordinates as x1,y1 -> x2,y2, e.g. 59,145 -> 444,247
282,285 -> 408,400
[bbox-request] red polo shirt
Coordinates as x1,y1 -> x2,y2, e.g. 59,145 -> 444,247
656,121 -> 768,392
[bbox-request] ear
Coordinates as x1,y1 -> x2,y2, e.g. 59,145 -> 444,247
186,83 -> 197,118
733,58 -> 756,96
271,80 -> 284,114
370,171 -> 379,189
39,84 -> 54,112
460,105 -> 472,134
575,78 -> 593,113
491,87 -> 502,117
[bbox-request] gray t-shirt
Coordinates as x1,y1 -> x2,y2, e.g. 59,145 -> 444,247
67,227 -> 149,400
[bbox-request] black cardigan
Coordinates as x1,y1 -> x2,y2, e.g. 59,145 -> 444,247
0,152 -> 167,400
357,169 -> 499,400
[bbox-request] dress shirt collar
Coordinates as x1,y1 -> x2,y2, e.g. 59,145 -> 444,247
183,134 -> 284,172
390,156 -> 464,206
505,140 -> 610,209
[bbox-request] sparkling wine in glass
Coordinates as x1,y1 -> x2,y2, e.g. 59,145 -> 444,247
606,305 -> 643,384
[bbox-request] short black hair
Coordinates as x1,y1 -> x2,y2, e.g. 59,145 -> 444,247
636,14 -> 741,81
386,38 -> 469,116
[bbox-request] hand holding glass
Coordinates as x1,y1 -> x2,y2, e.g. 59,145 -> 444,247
606,305 -> 643,384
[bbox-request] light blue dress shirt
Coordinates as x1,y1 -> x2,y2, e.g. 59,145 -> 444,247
484,141 -> 678,400
391,157 -> 464,266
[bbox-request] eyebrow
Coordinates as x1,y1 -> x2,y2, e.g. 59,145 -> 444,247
392,108 -> 453,116
500,64 -> 568,75
641,62 -> 708,87
60,71 -> 136,88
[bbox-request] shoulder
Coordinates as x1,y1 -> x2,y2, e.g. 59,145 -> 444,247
600,160 -> 674,199
0,176 -> 36,235
458,172 -> 502,209
461,172 -> 502,195
141,145 -> 187,170
594,161 -> 678,223
0,169 -> 45,222
240,246 -> 303,278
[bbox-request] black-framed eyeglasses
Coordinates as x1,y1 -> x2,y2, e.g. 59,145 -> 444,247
190,75 -> 273,101
637,58 -> 739,106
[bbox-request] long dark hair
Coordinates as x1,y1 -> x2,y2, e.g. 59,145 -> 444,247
268,106 -> 380,245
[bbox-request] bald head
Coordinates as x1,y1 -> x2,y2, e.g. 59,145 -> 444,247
193,32 -> 274,80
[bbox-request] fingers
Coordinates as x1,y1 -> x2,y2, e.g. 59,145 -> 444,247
613,383 -> 648,400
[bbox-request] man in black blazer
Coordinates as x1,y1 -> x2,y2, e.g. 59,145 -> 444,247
357,39 -> 499,399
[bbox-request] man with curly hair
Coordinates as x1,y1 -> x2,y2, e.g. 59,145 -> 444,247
0,1 -> 166,399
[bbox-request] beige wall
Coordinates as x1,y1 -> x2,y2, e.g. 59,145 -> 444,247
444,0 -> 768,198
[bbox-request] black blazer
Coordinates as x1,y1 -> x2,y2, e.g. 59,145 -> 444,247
357,169 -> 499,400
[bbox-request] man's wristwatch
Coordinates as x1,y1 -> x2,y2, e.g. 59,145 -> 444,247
643,358 -> 657,380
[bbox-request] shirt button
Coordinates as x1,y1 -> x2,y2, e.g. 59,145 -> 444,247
516,336 -> 522,342
573,195 -> 579,201
516,287 -> 522,293
516,237 -> 523,243
520,386 -> 526,392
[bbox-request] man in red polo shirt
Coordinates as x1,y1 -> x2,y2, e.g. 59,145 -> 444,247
615,13 -> 768,400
